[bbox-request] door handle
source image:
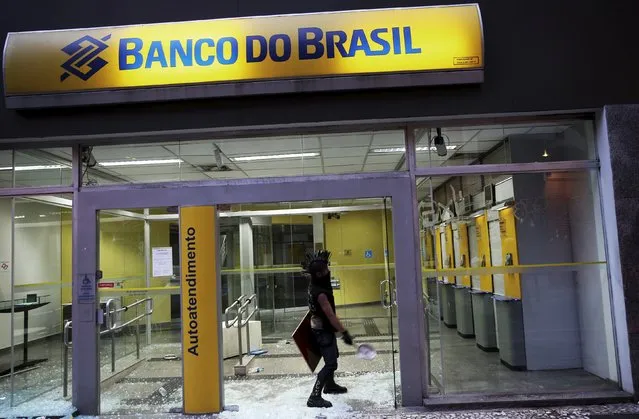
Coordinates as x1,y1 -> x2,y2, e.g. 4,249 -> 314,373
380,279 -> 390,309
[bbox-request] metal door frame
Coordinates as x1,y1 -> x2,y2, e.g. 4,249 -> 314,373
72,171 -> 427,414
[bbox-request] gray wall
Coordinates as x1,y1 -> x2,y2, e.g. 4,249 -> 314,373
566,171 -> 617,381
601,104 -> 639,394
1,0 -> 639,143
511,171 -> 582,370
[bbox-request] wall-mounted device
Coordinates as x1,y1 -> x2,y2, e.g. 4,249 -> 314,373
432,128 -> 448,157
484,184 -> 495,208
505,252 -> 514,266
459,254 -> 467,267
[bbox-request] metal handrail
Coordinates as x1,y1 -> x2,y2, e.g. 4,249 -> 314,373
224,295 -> 245,328
240,294 -> 258,327
100,298 -> 154,336
241,295 -> 258,360
235,294 -> 258,366
61,297 -> 154,396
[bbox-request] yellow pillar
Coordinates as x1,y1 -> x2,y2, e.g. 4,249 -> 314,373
180,206 -> 223,414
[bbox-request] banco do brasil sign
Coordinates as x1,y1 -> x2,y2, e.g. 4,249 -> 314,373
3,4 -> 483,105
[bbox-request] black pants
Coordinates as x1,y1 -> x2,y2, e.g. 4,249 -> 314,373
312,328 -> 339,385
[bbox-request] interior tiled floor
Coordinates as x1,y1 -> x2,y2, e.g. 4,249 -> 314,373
426,311 -> 619,396
0,304 -> 624,417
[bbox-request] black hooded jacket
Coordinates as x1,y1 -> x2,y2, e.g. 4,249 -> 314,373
308,273 -> 336,332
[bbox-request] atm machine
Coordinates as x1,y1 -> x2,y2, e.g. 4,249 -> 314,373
470,209 -> 498,351
440,223 -> 457,328
490,202 -> 526,370
452,221 -> 474,338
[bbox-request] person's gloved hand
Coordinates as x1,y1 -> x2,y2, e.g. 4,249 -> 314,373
341,330 -> 353,346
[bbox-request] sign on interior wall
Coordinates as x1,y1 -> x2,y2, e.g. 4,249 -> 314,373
3,4 -> 484,108
152,247 -> 173,277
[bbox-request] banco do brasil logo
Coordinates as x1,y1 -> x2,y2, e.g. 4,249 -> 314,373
60,34 -> 111,82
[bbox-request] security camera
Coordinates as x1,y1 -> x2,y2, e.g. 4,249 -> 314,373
80,146 -> 97,168
432,128 -> 447,157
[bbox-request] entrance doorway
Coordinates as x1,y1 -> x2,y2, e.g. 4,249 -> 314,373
93,195 -> 402,416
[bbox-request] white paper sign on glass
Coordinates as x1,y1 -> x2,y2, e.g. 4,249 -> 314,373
152,247 -> 174,277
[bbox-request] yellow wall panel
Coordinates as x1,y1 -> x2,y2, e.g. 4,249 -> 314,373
325,210 -> 389,306
456,222 -> 471,287
445,223 -> 455,284
435,226 -> 443,276
61,212 -> 72,304
474,213 -> 493,292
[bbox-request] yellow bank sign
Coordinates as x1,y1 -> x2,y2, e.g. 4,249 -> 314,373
3,4 -> 483,97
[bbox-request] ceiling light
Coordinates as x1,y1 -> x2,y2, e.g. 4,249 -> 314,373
371,147 -> 406,153
231,152 -> 319,162
0,164 -> 67,171
14,215 -> 25,219
371,146 -> 457,153
542,149 -> 549,158
98,158 -> 183,167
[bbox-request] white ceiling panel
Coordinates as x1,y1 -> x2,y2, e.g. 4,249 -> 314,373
474,129 -> 507,141
504,127 -> 532,136
322,146 -> 369,158
320,133 -> 372,148
415,154 -> 449,164
323,156 -> 365,167
236,157 -> 322,171
178,173 -> 214,181
0,152 -> 12,166
301,136 -> 322,149
40,149 -> 73,159
204,171 -> 248,179
107,165 -> 194,176
371,131 -> 405,146
218,139 -> 307,156
363,163 -> 397,172
244,167 -> 323,177
322,165 -> 363,174
121,172 -> 210,182
528,125 -> 569,134
458,140 -> 502,153
366,154 -> 403,164
165,142 -> 212,156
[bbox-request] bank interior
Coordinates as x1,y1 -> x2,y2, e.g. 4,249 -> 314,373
0,120 -> 623,416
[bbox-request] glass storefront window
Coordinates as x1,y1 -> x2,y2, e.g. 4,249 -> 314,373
413,120 -> 596,168
0,195 -> 72,413
0,151 -> 11,188
418,170 -> 618,396
0,149 -> 73,188
82,130 -> 406,186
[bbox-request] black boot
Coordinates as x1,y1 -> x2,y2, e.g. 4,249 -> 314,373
324,372 -> 347,394
307,378 -> 333,408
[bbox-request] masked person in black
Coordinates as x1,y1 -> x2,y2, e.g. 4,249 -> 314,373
302,250 -> 353,408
